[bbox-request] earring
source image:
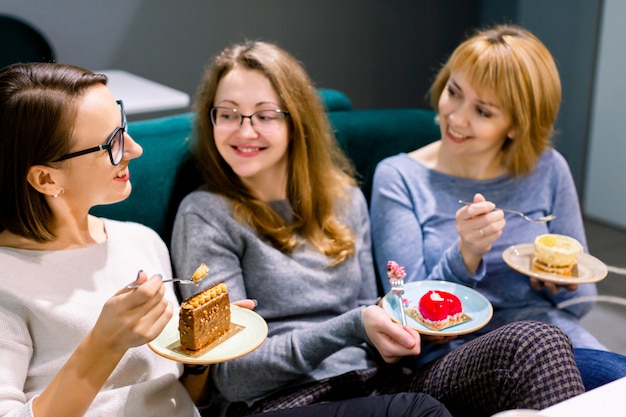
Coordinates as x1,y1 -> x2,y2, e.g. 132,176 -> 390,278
53,187 -> 64,198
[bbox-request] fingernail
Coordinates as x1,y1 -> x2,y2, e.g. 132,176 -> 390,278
252,299 -> 258,308
136,270 -> 143,281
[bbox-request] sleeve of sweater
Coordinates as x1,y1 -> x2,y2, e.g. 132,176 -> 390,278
0,292 -> 35,417
349,187 -> 380,303
370,157 -> 485,293
170,192 -> 372,402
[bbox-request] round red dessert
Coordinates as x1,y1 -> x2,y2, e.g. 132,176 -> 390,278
418,290 -> 462,322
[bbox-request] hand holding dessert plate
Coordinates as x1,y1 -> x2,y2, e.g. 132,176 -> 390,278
382,281 -> 493,336
148,305 -> 268,365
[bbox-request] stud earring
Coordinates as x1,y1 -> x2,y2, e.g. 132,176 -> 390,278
53,187 -> 65,198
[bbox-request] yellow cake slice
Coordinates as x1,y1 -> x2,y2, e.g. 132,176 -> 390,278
533,234 -> 583,276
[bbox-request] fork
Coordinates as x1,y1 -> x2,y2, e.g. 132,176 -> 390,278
458,200 -> 556,223
390,279 -> 408,326
126,277 -> 197,289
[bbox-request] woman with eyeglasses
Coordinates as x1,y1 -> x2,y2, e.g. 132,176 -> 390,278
171,40 -> 585,417
0,62 -> 197,417
0,63 -> 453,417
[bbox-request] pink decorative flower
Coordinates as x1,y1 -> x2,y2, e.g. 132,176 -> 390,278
387,260 -> 406,281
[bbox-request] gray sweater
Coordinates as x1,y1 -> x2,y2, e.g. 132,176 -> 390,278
171,186 -> 379,407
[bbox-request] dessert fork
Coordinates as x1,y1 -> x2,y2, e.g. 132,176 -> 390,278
458,200 -> 556,223
390,279 -> 408,326
126,277 -> 197,289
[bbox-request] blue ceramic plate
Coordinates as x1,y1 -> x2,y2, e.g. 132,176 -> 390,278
382,281 -> 493,336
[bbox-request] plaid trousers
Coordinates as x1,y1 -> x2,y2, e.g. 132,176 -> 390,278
226,320 -> 584,417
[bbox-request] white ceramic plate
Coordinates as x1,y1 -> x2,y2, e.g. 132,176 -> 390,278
382,281 -> 493,336
148,305 -> 268,364
502,243 -> 607,284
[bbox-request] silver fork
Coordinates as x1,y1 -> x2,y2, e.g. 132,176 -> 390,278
458,200 -> 556,223
127,277 -> 197,289
390,279 -> 408,326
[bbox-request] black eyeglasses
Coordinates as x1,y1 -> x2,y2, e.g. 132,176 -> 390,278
54,100 -> 127,166
210,106 -> 289,134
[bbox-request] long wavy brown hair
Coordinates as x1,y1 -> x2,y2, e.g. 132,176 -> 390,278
429,24 -> 561,177
192,41 -> 357,265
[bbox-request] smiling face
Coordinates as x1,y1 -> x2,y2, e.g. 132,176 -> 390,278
212,67 -> 290,200
437,71 -> 515,161
56,85 -> 143,210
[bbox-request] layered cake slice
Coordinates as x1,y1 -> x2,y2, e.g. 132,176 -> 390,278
179,282 -> 231,351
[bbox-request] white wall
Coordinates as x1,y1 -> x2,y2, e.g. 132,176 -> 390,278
584,0 -> 626,227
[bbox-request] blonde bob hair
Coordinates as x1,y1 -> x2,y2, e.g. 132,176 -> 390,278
193,41 -> 357,265
429,24 -> 561,177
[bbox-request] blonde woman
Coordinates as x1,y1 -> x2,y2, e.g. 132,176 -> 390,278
370,24 -> 626,389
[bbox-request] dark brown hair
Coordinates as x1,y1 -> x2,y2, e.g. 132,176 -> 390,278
0,63 -> 107,241
193,41 -> 357,265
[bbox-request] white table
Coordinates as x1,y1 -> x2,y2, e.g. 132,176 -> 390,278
540,376 -> 626,416
97,69 -> 190,115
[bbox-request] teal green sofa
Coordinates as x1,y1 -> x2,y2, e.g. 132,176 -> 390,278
91,90 -> 439,245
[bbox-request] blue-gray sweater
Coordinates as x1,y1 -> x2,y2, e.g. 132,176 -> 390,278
370,149 -> 604,356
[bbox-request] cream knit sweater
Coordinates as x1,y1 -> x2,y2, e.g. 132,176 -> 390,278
0,219 -> 198,417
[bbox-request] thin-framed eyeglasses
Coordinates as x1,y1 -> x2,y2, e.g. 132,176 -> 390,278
210,106 -> 289,133
53,100 -> 127,166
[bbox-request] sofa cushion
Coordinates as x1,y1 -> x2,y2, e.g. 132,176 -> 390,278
328,108 -> 439,202
90,112 -> 198,242
318,88 -> 352,111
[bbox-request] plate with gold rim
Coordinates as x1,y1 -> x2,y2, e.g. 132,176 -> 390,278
502,243 -> 608,284
148,305 -> 268,364
382,280 -> 493,336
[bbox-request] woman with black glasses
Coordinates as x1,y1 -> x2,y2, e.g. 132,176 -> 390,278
52,99 -> 126,165
0,62 -> 190,416
0,63 -> 453,417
